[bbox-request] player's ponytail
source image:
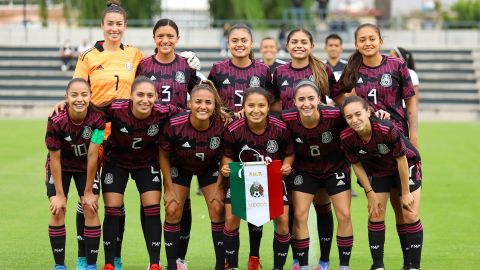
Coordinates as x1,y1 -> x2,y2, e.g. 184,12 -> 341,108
228,24 -> 255,60
191,80 -> 225,117
394,47 -> 416,71
102,0 -> 126,23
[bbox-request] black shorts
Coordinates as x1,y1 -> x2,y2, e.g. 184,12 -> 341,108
224,179 -> 289,206
101,161 -> 162,194
171,165 -> 219,188
45,165 -> 100,198
369,162 -> 422,194
290,169 -> 351,196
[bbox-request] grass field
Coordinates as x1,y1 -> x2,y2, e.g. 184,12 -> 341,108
1,120 -> 479,269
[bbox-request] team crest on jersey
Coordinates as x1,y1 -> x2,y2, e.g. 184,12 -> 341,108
266,140 -> 278,153
175,71 -> 186,83
104,173 -> 113,185
249,76 -> 260,87
147,124 -> 159,136
294,175 -> 303,186
380,74 -> 392,87
125,62 -> 133,71
210,137 -> 221,150
377,144 -> 390,154
250,181 -> 264,198
321,131 -> 333,144
82,126 -> 92,139
170,167 -> 179,178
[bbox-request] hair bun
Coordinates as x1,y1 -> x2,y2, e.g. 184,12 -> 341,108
106,0 -> 120,7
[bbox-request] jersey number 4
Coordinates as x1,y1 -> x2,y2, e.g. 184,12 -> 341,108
368,89 -> 377,104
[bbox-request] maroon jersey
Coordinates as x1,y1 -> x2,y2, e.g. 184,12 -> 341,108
208,59 -> 273,112
340,117 -> 420,177
160,112 -> 224,175
137,54 -> 200,108
282,106 -> 348,176
272,62 -> 340,109
45,108 -> 106,172
223,116 -> 294,162
105,99 -> 181,169
353,56 -> 415,134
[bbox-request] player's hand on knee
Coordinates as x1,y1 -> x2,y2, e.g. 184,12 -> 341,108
50,195 -> 67,215
180,51 -> 201,71
163,190 -> 179,210
82,192 -> 99,213
366,191 -> 382,218
401,192 -> 414,212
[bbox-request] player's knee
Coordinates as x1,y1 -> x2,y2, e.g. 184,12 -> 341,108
274,215 -> 289,233
402,210 -> 419,223
293,208 -> 308,225
82,206 -> 97,219
50,212 -> 65,223
165,203 -> 181,222
335,207 -> 351,224
208,202 -> 224,221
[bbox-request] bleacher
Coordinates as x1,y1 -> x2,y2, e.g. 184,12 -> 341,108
0,46 -> 478,119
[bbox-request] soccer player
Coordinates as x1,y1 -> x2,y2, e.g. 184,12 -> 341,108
282,80 -> 353,270
100,77 -> 181,270
160,80 -> 226,270
339,24 -> 420,268
340,96 -> 423,270
220,87 -> 294,270
208,24 -> 273,268
259,37 -> 286,73
389,47 -> 420,104
137,18 -> 201,108
45,78 -> 105,270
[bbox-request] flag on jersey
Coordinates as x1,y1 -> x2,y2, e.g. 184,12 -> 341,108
229,160 -> 284,226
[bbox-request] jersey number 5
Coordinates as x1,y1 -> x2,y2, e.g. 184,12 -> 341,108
234,90 -> 243,107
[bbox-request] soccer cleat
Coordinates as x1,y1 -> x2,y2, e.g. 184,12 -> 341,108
85,265 -> 97,270
247,256 -> 262,270
290,259 -> 300,270
102,264 -> 115,270
77,257 -> 87,270
315,260 -> 330,270
176,259 -> 188,270
114,257 -> 122,270
148,263 -> 162,270
55,265 -> 67,270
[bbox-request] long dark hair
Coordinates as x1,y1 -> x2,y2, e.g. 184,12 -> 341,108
228,24 -> 255,60
341,95 -> 369,115
339,23 -> 382,93
153,18 -> 179,36
242,87 -> 272,106
287,28 -> 329,97
102,0 -> 126,23
394,47 -> 415,70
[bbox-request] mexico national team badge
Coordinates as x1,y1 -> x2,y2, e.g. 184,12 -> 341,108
250,181 -> 264,198
266,140 -> 278,153
125,62 -> 133,71
210,137 -> 220,150
294,175 -> 303,186
104,173 -> 113,184
380,74 -> 392,87
377,144 -> 390,154
249,76 -> 260,87
170,167 -> 178,178
321,131 -> 333,143
175,71 -> 186,83
82,126 -> 92,139
147,124 -> 159,136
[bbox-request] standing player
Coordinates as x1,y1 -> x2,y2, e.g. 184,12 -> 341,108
340,96 -> 423,270
45,78 -> 105,270
339,24 -> 420,268
100,77 -> 180,270
259,37 -> 286,73
220,87 -> 294,270
282,80 -> 353,270
389,47 -> 420,105
160,81 -> 226,270
208,24 -> 273,268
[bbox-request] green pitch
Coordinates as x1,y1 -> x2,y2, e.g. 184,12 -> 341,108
1,120 -> 479,269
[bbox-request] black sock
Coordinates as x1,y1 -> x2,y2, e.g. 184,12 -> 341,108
76,202 -> 86,258
141,204 -> 146,243
211,222 -> 226,270
114,205 -> 125,259
315,203 -> 333,262
103,206 -> 121,265
337,235 -> 353,266
164,221 -> 181,269
407,220 -> 423,269
223,227 -> 240,268
178,199 -> 192,260
248,223 -> 263,257
288,206 -> 295,260
368,221 -> 385,268
84,225 -> 101,265
292,238 -> 309,266
144,204 -> 162,265
396,223 -> 409,268
49,224 -> 66,265
273,232 -> 291,268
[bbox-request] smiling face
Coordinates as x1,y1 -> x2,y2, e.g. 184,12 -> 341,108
244,93 -> 269,126
228,28 -> 253,59
189,89 -> 215,122
154,25 -> 179,56
294,85 -> 320,118
260,38 -> 277,62
343,101 -> 371,133
131,82 -> 157,118
102,12 -> 126,43
66,81 -> 91,115
287,30 -> 313,61
355,25 -> 383,58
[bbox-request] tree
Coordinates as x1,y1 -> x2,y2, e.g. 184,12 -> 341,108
39,0 -> 48,27
443,0 -> 480,28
